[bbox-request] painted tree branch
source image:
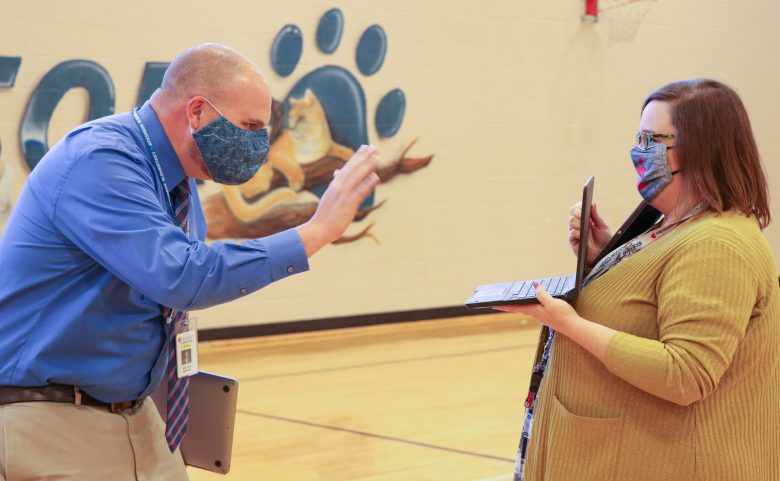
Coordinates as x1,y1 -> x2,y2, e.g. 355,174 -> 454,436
202,140 -> 433,241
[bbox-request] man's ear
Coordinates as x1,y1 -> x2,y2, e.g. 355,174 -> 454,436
186,96 -> 208,130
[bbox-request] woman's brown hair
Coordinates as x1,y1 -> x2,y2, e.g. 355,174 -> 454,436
643,79 -> 771,228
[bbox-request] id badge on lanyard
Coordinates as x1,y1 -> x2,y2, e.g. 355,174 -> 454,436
172,314 -> 200,378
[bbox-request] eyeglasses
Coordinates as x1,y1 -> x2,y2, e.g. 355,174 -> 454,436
636,131 -> 675,149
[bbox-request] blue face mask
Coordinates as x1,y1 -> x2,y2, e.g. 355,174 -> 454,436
191,100 -> 269,185
630,143 -> 680,202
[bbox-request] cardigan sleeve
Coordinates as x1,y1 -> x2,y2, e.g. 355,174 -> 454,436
603,237 -> 758,406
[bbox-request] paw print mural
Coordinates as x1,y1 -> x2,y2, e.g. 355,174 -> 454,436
203,8 -> 433,242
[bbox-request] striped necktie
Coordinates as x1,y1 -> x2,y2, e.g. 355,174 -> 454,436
162,178 -> 191,452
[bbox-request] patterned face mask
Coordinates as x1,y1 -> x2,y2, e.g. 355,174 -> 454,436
191,99 -> 269,185
630,143 -> 679,202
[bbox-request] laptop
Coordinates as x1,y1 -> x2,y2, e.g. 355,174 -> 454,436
464,176 -> 594,308
151,371 -> 239,474
590,200 -> 661,266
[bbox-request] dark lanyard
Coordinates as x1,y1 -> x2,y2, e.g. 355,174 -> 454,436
133,109 -> 187,324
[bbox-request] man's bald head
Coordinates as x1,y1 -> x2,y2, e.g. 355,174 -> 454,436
159,43 -> 266,105
150,43 -> 273,180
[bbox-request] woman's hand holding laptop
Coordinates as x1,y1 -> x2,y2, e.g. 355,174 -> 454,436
568,201 -> 612,266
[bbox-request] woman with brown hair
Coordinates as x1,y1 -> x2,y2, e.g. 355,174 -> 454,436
499,79 -> 779,481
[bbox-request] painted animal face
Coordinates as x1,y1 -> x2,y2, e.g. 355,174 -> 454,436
288,89 -> 327,130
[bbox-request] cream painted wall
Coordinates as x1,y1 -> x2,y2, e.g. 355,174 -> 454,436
1,0 -> 778,329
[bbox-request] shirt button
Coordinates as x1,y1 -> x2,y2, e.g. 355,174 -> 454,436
240,288 -> 247,295
287,265 -> 295,273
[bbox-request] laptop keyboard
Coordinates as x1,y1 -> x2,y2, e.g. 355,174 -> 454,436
506,275 -> 571,301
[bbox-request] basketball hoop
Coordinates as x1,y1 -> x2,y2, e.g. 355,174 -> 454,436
582,0 -> 658,44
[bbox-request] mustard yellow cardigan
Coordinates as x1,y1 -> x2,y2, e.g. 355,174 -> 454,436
524,211 -> 780,481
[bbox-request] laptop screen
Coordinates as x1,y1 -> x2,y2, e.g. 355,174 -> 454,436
591,201 -> 661,266
572,176 -> 594,300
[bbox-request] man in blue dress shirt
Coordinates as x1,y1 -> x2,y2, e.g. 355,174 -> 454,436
0,43 -> 379,480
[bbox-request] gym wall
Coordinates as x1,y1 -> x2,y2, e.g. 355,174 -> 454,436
1,0 -> 778,330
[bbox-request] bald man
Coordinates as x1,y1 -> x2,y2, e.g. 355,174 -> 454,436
0,44 -> 379,480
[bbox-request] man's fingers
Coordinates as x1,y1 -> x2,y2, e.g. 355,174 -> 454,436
325,149 -> 379,208
354,172 -> 380,202
344,145 -> 378,171
335,171 -> 380,215
337,146 -> 379,187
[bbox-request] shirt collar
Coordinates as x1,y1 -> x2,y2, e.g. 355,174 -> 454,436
137,101 -> 186,193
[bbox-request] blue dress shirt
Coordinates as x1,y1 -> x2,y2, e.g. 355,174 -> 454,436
0,102 -> 309,402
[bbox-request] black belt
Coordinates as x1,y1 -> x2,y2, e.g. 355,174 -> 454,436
0,384 -> 140,412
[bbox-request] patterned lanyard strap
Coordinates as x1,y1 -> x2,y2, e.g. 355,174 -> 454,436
584,202 -> 708,287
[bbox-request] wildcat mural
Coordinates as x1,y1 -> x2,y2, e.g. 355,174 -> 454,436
203,8 -> 434,242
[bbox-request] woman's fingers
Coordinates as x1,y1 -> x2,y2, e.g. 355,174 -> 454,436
591,202 -> 609,229
568,203 -> 583,230
534,282 -> 554,307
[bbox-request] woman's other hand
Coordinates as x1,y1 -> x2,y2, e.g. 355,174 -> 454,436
568,201 -> 612,265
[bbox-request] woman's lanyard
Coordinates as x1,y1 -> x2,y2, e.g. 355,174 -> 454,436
584,202 -> 708,287
132,108 -> 175,219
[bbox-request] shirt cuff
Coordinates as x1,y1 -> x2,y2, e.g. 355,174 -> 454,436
261,227 -> 310,281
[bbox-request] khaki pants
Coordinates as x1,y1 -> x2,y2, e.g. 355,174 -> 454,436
0,398 -> 188,481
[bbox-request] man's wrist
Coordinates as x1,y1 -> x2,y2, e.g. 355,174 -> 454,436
296,222 -> 330,258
